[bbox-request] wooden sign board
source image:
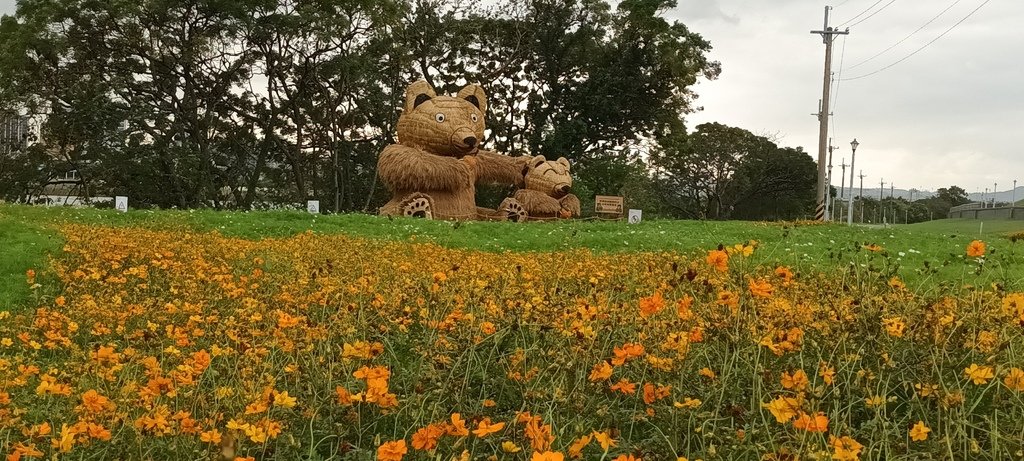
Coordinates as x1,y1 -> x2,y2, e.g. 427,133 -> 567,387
595,195 -> 624,216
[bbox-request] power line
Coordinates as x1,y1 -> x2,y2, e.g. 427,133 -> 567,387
848,0 -> 963,70
841,0 -> 990,81
836,0 -> 885,27
847,0 -> 897,28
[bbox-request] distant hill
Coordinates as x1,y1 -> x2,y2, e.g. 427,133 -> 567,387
837,187 -> 935,201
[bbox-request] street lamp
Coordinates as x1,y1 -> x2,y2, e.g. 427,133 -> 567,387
846,138 -> 859,225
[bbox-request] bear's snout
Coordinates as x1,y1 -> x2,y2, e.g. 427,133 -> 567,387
553,184 -> 571,198
450,128 -> 480,155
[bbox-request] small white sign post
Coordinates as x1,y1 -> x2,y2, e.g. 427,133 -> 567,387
115,196 -> 128,213
628,209 -> 642,224
306,200 -> 320,214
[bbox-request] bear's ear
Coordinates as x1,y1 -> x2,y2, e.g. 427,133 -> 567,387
405,80 -> 436,113
457,84 -> 487,114
530,155 -> 547,168
556,157 -> 570,169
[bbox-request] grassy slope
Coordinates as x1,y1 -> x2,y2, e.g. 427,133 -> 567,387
2,204 -> 1023,312
0,209 -> 63,311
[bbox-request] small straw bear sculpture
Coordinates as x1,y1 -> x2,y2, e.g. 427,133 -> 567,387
514,155 -> 581,220
377,80 -> 529,221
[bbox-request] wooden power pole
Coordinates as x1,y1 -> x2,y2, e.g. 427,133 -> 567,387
811,7 -> 849,221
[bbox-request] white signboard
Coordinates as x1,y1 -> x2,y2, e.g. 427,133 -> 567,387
115,196 -> 128,213
628,209 -> 642,224
306,200 -> 320,214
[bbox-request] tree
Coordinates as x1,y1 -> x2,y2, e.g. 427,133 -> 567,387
651,123 -> 816,220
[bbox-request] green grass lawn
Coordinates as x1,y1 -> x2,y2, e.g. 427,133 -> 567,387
3,204 -> 1023,313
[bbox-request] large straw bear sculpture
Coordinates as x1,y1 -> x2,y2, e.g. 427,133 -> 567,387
514,155 -> 581,220
377,80 -> 528,221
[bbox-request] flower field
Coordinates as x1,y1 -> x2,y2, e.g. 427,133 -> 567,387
2,222 -> 1024,460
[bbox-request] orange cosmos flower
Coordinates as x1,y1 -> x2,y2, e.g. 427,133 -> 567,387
966,240 -> 986,257
781,370 -> 809,391
610,378 -> 637,395
411,423 -> 446,450
377,439 -> 408,461
448,413 -> 469,437
80,389 -> 114,413
532,451 -> 565,461
748,279 -> 774,298
676,295 -> 694,320
611,343 -> 645,365
705,250 -> 729,272
612,455 -> 641,461
567,434 -> 592,458
471,418 -> 506,437
774,266 -> 794,286
1005,368 -> 1024,391
638,292 -> 666,318
642,382 -> 671,405
792,411 -> 829,432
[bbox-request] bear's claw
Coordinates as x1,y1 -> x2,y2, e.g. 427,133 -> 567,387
401,195 -> 433,219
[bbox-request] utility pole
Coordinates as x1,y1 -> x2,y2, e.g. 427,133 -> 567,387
811,7 -> 849,221
879,179 -> 885,224
890,183 -> 895,224
825,140 -> 834,221
858,170 -> 866,223
839,158 -> 848,222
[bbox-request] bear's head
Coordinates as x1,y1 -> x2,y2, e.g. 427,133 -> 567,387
523,155 -> 573,199
396,80 -> 487,158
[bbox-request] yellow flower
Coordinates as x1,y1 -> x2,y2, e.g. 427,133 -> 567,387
762,396 -> 801,423
589,361 -> 614,382
273,390 -> 297,408
882,317 -> 906,338
830,435 -> 864,461
502,441 -> 523,453
909,421 -> 931,441
200,429 -> 222,444
592,431 -> 616,451
966,240 -> 986,257
865,395 -> 885,408
963,363 -> 995,385
673,397 -> 702,409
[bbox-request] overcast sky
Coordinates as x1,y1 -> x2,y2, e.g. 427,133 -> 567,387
672,0 -> 1022,195
2,0 -> 1020,194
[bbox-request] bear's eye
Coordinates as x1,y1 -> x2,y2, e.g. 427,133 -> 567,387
435,113 -> 445,123
471,114 -> 479,123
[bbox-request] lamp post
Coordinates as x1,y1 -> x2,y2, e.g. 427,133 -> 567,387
994,182 -> 998,207
846,139 -> 858,225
